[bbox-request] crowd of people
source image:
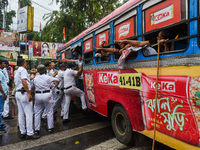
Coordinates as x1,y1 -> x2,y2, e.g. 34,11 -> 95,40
0,30 -> 171,139
0,55 -> 86,140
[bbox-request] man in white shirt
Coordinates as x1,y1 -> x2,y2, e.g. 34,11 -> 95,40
0,60 -> 8,132
63,54 -> 83,90
15,58 -> 40,140
63,63 -> 87,123
53,63 -> 66,118
2,60 -> 13,119
33,64 -> 59,134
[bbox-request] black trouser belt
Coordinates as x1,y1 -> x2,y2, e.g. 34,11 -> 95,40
35,90 -> 50,94
17,90 -> 26,92
56,87 -> 64,90
64,85 -> 72,90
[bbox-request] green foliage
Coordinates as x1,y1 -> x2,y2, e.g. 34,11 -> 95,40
43,0 -> 126,43
0,0 -> 16,31
20,0 -> 32,8
32,32 -> 40,41
5,10 -> 15,31
27,31 -> 39,41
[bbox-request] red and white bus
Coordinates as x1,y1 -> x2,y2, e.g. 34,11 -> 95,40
57,0 -> 200,149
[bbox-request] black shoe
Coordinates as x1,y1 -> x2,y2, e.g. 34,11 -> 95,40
26,134 -> 40,140
2,123 -> 7,128
0,125 -> 6,133
62,119 -> 71,123
2,116 -> 14,120
34,130 -> 40,135
20,134 -> 26,139
48,128 -> 54,133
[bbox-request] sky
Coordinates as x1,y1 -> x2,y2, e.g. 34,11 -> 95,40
8,0 -> 60,32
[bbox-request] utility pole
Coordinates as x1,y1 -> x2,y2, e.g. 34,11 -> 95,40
18,0 -> 21,57
2,0 -> 7,31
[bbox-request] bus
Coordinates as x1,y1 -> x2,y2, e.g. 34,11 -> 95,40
57,0 -> 200,149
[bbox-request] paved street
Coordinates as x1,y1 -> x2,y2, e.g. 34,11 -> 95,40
0,95 -> 173,150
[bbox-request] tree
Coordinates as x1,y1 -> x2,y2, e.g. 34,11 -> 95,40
0,0 -> 16,31
42,0 -> 127,43
19,0 -> 32,8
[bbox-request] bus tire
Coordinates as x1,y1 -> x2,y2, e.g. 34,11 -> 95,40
111,104 -> 133,145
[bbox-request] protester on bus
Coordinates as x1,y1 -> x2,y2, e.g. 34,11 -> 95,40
95,30 -> 170,54
95,41 -> 110,61
63,63 -> 87,123
14,58 -> 40,139
33,65 -> 59,134
157,30 -> 171,52
0,60 -> 8,133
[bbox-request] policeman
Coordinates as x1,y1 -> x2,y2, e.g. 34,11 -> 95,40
63,63 -> 87,123
33,64 -> 59,134
14,58 -> 39,139
53,63 -> 66,118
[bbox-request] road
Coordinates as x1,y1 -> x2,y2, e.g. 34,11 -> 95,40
0,96 -> 174,150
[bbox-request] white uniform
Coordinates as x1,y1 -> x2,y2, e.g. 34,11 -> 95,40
53,70 -> 65,116
33,74 -> 59,131
63,68 -> 87,120
2,68 -> 9,117
42,69 -> 55,119
14,66 -> 33,136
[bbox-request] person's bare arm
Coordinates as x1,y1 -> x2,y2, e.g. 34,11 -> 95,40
0,82 -> 7,100
76,64 -> 83,77
94,47 -> 119,53
62,59 -> 75,63
22,79 -> 32,102
115,40 -> 150,47
52,70 -> 58,77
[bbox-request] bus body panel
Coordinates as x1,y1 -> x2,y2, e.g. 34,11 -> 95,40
83,69 -> 144,131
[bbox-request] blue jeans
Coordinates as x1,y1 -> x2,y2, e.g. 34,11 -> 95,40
0,96 -> 5,126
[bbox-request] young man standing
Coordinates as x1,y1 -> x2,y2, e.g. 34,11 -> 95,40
0,60 -> 8,132
2,60 -> 13,119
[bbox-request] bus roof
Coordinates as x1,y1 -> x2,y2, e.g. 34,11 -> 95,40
57,0 -> 141,52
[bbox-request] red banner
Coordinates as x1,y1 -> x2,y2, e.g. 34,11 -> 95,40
142,75 -> 199,145
145,0 -> 181,32
96,30 -> 109,47
115,17 -> 134,40
33,41 -> 41,57
84,38 -> 93,53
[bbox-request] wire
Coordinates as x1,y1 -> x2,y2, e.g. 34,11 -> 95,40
31,0 -> 54,11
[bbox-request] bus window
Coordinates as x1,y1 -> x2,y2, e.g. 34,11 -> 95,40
113,40 -> 138,61
71,46 -> 82,59
114,9 -> 137,61
83,37 -> 93,65
66,48 -> 71,59
95,29 -> 110,63
143,0 -> 188,56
